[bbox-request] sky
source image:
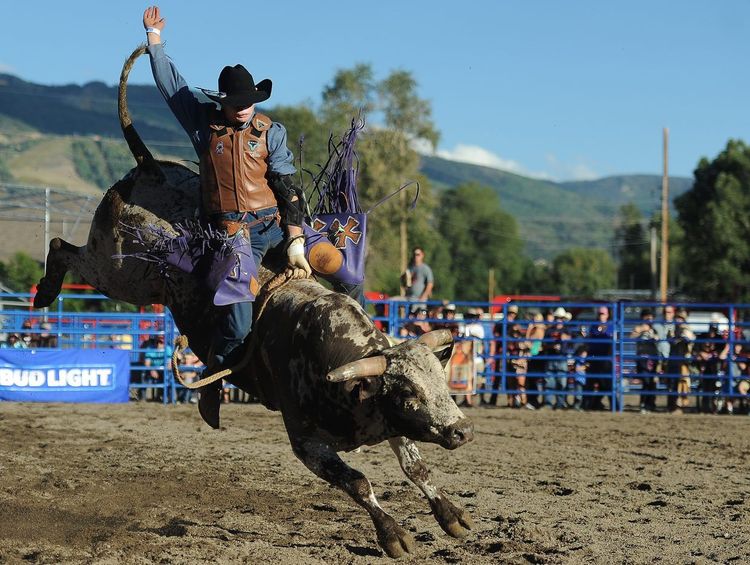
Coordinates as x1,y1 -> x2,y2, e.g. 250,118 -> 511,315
2,0 -> 749,181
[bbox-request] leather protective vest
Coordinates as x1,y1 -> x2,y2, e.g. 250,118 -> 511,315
200,112 -> 278,214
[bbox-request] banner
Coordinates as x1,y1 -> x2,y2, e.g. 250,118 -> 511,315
0,349 -> 131,403
447,340 -> 476,394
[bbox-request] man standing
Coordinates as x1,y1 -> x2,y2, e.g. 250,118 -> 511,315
402,247 -> 434,308
142,6 -> 311,428
630,308 -> 660,412
542,307 -> 571,409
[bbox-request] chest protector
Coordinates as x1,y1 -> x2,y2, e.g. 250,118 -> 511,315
199,112 -> 278,214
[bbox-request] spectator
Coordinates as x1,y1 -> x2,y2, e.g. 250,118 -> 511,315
630,308 -> 660,413
490,306 -> 529,408
586,306 -> 615,411
524,311 -> 547,409
401,247 -> 434,310
542,307 -> 571,410
1,334 -> 26,349
726,343 -> 749,415
20,319 -> 37,348
571,344 -> 589,411
402,306 -> 432,337
37,322 -> 58,348
654,305 -> 677,410
694,322 -> 727,414
177,348 -> 203,404
439,303 -> 461,338
668,308 -> 695,413
139,335 -> 172,401
459,307 -> 485,406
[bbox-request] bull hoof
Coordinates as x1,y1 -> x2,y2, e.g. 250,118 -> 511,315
375,517 -> 415,558
33,238 -> 67,308
33,275 -> 63,308
431,496 -> 473,538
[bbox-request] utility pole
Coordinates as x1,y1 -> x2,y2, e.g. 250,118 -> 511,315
650,222 -> 657,300
660,128 -> 669,303
399,190 -> 408,282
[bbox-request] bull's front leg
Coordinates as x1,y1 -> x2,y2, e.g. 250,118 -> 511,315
291,438 -> 415,558
388,436 -> 473,538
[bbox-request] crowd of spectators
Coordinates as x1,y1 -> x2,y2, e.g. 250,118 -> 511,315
4,302 -> 750,414
394,302 -> 750,415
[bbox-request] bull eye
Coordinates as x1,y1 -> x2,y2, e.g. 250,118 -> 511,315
404,398 -> 421,411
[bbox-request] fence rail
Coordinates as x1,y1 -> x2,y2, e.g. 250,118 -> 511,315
2,292 -> 749,413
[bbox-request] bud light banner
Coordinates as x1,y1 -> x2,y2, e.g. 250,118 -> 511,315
0,349 -> 131,403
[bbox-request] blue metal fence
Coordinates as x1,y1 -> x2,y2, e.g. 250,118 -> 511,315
2,291 -> 749,412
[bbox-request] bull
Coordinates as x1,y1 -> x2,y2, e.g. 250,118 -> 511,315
33,45 -> 474,558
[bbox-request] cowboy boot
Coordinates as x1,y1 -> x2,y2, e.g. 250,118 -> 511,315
198,377 -> 223,429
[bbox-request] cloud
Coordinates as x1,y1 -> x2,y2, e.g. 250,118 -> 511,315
544,154 -> 600,181
416,141 -> 555,180
413,140 -> 602,181
0,62 -> 15,74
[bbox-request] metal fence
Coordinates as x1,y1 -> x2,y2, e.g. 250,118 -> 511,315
2,292 -> 750,412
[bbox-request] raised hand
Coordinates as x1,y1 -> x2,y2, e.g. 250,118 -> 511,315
143,5 -> 166,32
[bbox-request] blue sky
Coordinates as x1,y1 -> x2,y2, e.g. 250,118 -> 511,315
2,0 -> 749,180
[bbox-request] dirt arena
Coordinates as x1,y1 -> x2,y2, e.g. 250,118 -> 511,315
1,402 -> 748,564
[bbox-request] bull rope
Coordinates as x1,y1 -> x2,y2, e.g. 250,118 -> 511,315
170,267 -> 310,389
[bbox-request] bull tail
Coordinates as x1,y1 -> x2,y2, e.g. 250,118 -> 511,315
118,44 -> 164,180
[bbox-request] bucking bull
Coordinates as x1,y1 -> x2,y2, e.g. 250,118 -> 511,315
33,45 -> 474,558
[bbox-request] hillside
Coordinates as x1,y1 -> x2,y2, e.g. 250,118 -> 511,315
0,73 -> 694,261
419,156 -> 691,258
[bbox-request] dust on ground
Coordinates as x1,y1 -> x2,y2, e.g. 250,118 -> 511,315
0,402 -> 748,564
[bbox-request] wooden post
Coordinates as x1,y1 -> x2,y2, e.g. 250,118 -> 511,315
488,268 -> 495,305
660,128 -> 669,303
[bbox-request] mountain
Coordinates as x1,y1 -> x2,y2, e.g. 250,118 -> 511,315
0,73 -> 694,261
419,155 -> 692,258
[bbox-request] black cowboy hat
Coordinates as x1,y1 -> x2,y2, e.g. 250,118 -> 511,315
200,64 -> 272,108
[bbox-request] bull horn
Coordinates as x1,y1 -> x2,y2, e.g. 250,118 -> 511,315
416,329 -> 454,349
326,356 -> 387,383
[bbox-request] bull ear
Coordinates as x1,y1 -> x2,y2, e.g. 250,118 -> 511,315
343,376 -> 382,402
434,342 -> 454,368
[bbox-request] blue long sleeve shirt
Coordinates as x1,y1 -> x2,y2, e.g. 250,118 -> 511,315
146,43 -> 296,176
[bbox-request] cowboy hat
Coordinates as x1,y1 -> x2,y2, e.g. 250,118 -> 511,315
552,307 -> 571,320
200,64 -> 272,108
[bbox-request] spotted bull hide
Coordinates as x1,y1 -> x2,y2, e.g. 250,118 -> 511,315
32,44 -> 475,558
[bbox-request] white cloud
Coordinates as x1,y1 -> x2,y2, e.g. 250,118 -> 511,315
413,141 -> 603,182
544,154 -> 600,181
416,142 -> 555,180
0,62 -> 15,74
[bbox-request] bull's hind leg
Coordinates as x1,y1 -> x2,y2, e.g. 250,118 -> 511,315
33,238 -> 83,308
388,436 -> 473,538
291,438 -> 415,558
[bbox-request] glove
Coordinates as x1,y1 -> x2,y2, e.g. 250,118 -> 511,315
287,236 -> 312,276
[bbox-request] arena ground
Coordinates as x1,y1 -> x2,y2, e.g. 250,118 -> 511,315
0,402 -> 748,564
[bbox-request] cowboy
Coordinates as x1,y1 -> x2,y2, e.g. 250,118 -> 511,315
142,6 -> 311,428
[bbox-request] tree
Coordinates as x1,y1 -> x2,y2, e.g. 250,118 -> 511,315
675,139 -> 750,302
550,248 -> 616,298
437,182 -> 525,301
317,64 -> 442,293
613,203 -> 650,289
0,252 -> 43,293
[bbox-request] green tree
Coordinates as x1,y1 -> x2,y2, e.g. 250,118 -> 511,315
317,64 -> 442,294
437,182 -> 525,301
0,155 -> 12,182
550,248 -> 616,298
0,252 -> 43,293
675,139 -> 750,302
614,203 -> 650,289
